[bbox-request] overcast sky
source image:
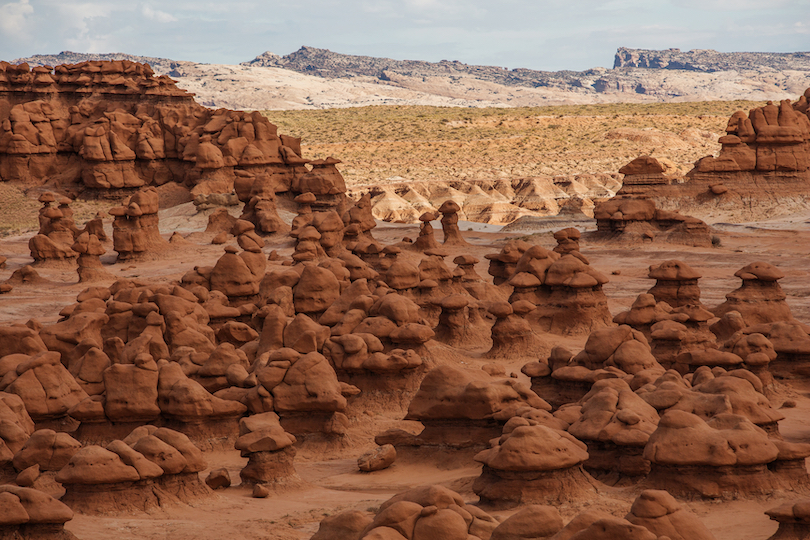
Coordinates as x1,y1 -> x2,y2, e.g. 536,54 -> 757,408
1,0 -> 808,71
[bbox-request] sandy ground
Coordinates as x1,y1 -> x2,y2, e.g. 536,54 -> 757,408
1,203 -> 809,540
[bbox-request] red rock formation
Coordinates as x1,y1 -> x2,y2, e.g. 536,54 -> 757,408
473,422 -> 596,508
0,484 -> 77,540
524,325 -> 664,409
625,489 -> 717,540
0,61 -> 348,208
312,485 -> 499,540
714,261 -> 795,325
642,410 -> 810,499
647,260 -> 703,308
615,91 -> 810,221
486,239 -> 530,286
56,427 -> 209,514
765,499 -> 810,540
235,412 -> 300,489
619,156 -> 678,187
412,211 -> 440,252
342,192 -> 377,244
376,365 -> 551,463
234,173 -> 290,235
567,378 -> 659,480
438,199 -> 470,246
28,193 -> 78,262
503,245 -> 613,335
110,187 -> 167,260
72,232 -> 112,282
592,196 -> 712,247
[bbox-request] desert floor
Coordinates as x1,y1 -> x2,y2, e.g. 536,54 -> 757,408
1,201 -> 809,540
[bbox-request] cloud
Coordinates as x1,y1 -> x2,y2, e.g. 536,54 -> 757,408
1,0 -> 807,70
142,4 -> 177,23
0,0 -> 34,37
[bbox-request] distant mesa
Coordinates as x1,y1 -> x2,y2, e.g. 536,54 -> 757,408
614,47 -> 810,72
10,46 -> 809,111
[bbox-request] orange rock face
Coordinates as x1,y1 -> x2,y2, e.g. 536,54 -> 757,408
0,61 -> 344,205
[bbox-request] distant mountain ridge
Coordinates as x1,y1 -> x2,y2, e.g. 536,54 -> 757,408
9,50 -> 188,73
8,47 -> 810,110
241,46 -> 595,89
614,47 -> 810,72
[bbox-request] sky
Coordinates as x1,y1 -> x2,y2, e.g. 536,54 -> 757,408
0,0 -> 808,71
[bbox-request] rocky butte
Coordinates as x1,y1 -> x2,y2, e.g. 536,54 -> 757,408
0,60 -> 343,209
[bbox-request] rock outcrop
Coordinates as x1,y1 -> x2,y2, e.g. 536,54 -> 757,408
0,484 -> 77,540
591,196 -> 712,247
473,422 -> 596,508
376,365 -> 551,463
713,262 -> 795,325
0,61 -> 346,209
614,89 -> 810,222
235,412 -> 300,489
310,484 -> 500,540
56,426 -> 210,514
642,410 -> 810,499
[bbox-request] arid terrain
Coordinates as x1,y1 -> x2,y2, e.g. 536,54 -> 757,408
1,57 -> 810,540
0,100 -> 763,234
1,203 -> 810,540
11,47 -> 810,110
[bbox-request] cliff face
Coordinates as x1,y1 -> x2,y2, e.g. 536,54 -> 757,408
616,88 -> 810,222
613,47 -> 810,72
0,60 -> 340,201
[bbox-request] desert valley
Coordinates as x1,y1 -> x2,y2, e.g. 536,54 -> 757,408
0,47 -> 809,540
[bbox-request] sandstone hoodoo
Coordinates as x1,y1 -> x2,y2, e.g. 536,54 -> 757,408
486,300 -> 547,360
625,489 -> 718,540
235,412 -> 301,489
72,232 -> 112,282
523,324 -> 664,409
376,365 -> 552,463
413,211 -> 441,252
591,196 -> 712,247
615,89 -> 810,221
56,426 -> 210,514
438,199 -> 470,246
714,261 -> 795,326
110,187 -> 167,260
493,241 -> 613,336
472,421 -> 597,508
0,484 -> 77,540
642,410 -> 810,499
567,378 -> 660,481
310,484 -> 500,540
764,500 -> 810,540
235,173 -> 290,235
28,192 -> 79,263
646,260 -> 704,308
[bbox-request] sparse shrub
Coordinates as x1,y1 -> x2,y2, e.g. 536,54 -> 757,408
711,235 -> 722,247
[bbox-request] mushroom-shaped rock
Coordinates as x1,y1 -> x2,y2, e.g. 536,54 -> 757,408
625,489 -> 717,540
473,424 -> 595,507
568,379 -> 660,478
713,262 -> 793,325
236,412 -> 299,487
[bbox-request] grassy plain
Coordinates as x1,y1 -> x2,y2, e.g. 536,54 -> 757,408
265,101 -> 763,186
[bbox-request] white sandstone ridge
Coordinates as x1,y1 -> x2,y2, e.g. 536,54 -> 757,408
10,47 -> 810,110
347,174 -> 622,225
